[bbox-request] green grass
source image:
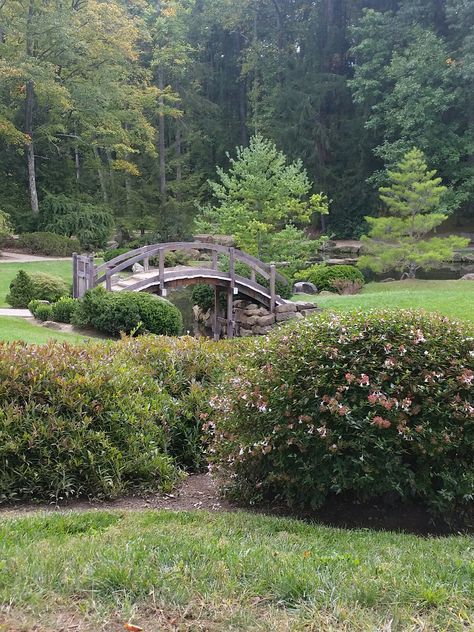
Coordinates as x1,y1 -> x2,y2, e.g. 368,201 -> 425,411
0,260 -> 73,307
0,317 -> 92,344
0,511 -> 472,631
294,280 -> 474,323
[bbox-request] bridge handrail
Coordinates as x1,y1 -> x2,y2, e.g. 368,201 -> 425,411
95,241 -> 288,286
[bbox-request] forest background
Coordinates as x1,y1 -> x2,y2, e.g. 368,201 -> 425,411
0,0 -> 472,242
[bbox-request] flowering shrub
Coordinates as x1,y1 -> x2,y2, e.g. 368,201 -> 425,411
294,264 -> 365,292
210,310 -> 474,519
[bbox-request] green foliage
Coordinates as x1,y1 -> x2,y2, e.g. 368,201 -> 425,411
359,149 -> 469,278
196,135 -> 329,257
17,232 -> 81,257
6,271 -> 35,309
51,297 -> 78,324
39,195 -> 114,249
210,311 -> 474,519
191,284 -> 215,313
103,247 -> 130,263
72,287 -> 182,337
0,340 -> 181,502
294,264 -> 365,292
0,210 -> 13,247
7,271 -> 69,308
33,303 -> 53,322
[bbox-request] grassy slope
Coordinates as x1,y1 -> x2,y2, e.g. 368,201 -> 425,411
294,280 -> 474,323
0,317 -> 92,344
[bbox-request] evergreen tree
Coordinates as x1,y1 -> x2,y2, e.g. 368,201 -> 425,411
359,148 -> 469,279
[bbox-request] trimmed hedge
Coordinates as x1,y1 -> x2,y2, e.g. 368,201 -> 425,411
51,297 -> 78,323
7,271 -> 69,308
72,287 -> 183,337
0,335 -> 240,501
210,311 -> 474,519
0,340 -> 181,502
17,232 -> 80,257
294,264 -> 365,292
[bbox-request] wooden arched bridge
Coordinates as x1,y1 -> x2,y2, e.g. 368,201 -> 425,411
72,241 -> 289,338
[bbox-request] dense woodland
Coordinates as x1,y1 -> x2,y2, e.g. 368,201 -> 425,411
0,0 -> 473,241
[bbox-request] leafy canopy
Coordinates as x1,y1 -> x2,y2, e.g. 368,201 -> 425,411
196,135 -> 328,257
359,148 -> 469,278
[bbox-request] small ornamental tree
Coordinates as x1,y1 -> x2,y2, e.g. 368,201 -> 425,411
359,149 -> 469,279
0,210 -> 13,249
195,135 -> 328,258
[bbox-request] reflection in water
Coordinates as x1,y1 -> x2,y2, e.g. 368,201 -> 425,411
167,286 -> 196,335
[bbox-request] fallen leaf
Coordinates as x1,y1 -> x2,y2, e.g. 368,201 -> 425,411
124,624 -> 143,632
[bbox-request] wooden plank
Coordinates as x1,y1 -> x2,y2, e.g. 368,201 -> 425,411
270,264 -> 276,312
159,249 -> 165,296
72,253 -> 78,298
213,286 -> 219,341
227,286 -> 234,339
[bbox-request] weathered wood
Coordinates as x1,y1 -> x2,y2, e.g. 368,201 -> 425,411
212,250 -> 218,270
227,286 -> 234,339
270,264 -> 276,312
213,286 -> 219,341
159,249 -> 165,296
72,253 -> 78,298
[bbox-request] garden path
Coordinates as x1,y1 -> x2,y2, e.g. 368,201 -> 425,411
0,309 -> 31,317
0,251 -> 70,263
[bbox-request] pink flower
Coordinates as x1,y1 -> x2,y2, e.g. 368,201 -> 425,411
345,373 -> 356,384
372,416 -> 391,429
358,374 -> 370,387
458,369 -> 473,385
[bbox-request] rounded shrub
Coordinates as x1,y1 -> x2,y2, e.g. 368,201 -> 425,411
17,232 -> 80,256
51,297 -> 78,323
211,310 -> 474,520
33,303 -> 53,321
6,270 -> 35,308
294,264 -> 365,292
30,272 -> 70,303
73,287 -> 183,337
0,340 -> 181,502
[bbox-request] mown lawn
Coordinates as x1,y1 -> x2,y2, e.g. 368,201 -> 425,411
0,260 -> 73,308
0,511 -> 472,631
0,316 -> 92,344
294,279 -> 474,323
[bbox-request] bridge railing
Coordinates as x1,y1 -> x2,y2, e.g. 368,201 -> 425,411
74,242 -> 288,310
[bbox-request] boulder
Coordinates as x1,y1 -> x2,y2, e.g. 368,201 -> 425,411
239,328 -> 254,337
318,290 -> 336,296
275,303 -> 297,314
42,321 -> 62,330
276,311 -> 298,322
257,314 -> 276,327
253,325 -> 272,335
294,301 -> 318,312
381,277 -> 396,283
132,262 -> 145,274
293,281 -> 317,295
233,300 -> 247,309
240,314 -> 260,326
299,308 -> 323,317
461,273 -> 474,280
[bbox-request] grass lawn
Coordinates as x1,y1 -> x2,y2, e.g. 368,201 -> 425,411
294,279 -> 474,323
0,260 -> 73,307
0,316 -> 92,344
0,511 -> 472,631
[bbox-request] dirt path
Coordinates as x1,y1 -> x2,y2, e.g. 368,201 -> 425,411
0,474 -> 232,518
0,251 -> 71,263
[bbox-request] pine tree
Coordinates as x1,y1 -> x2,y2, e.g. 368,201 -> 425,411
359,148 -> 469,279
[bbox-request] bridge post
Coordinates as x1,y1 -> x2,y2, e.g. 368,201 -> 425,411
72,253 -> 78,298
159,248 -> 166,296
227,286 -> 234,339
213,286 -> 220,341
229,247 -> 235,292
212,250 -> 218,271
143,256 -> 149,272
270,264 -> 276,312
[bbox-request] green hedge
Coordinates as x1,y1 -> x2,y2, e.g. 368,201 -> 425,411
0,340 -> 181,502
17,232 -> 80,257
72,287 -> 183,337
7,271 -> 70,308
210,311 -> 474,520
294,264 -> 365,292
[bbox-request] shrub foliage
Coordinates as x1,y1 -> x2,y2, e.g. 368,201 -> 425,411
7,271 -> 69,308
210,311 -> 474,518
72,288 -> 183,337
17,232 -> 80,256
294,264 -> 365,292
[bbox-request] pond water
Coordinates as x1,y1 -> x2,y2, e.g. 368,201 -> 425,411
167,286 -> 197,334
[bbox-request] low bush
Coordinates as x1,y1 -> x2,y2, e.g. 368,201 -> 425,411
0,340 -> 181,503
103,247 -> 130,263
33,303 -> 53,321
51,297 -> 78,323
210,310 -> 474,520
17,232 -> 80,257
7,271 -> 69,308
294,264 -> 365,292
72,287 -> 183,337
332,279 -> 364,295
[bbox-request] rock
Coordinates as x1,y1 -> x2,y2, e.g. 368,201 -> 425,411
240,314 -> 260,326
461,273 -> 474,280
42,321 -> 62,330
276,311 -> 298,322
233,300 -> 247,308
293,281 -> 317,295
132,262 -> 145,274
275,303 -> 297,314
318,290 -> 336,296
381,277 -> 396,283
294,301 -> 318,312
257,314 -> 276,327
244,303 -> 259,312
239,328 -> 254,337
300,308 -> 323,317
252,325 -> 272,335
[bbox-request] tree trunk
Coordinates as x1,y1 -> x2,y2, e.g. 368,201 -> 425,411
158,68 -> 166,202
93,147 -> 108,203
25,80 -> 39,215
234,32 -> 248,146
175,125 -> 182,201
